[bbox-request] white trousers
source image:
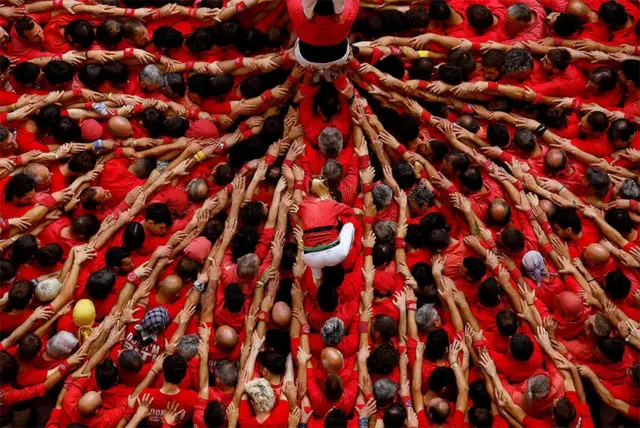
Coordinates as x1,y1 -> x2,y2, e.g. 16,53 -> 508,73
303,222 -> 355,279
294,39 -> 351,81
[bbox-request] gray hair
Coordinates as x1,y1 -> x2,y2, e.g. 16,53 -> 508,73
619,179 -> 640,200
139,64 -> 164,87
24,164 -> 49,186
507,3 -> 532,21
237,253 -> 259,278
373,220 -> 397,244
592,313 -> 612,338
409,185 -> 434,208
187,178 -> 209,202
178,334 -> 200,361
372,184 -> 393,209
503,48 -> 534,75
318,127 -> 343,158
524,374 -> 550,406
415,304 -> 438,332
373,378 -> 398,404
215,360 -> 239,386
321,317 -> 345,346
245,378 -> 275,412
46,331 -> 78,359
35,277 -> 62,301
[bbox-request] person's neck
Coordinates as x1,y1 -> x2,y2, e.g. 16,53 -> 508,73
60,226 -> 74,240
586,10 -> 598,22
448,10 -> 464,27
627,229 -> 638,242
160,382 -> 180,394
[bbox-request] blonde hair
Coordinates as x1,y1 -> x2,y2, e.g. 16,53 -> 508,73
311,178 -> 331,200
245,378 -> 276,412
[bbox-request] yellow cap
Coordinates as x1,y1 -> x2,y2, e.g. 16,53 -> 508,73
73,299 -> 96,328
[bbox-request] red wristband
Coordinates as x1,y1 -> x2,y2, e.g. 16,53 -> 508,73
257,310 -> 270,323
572,98 -> 583,110
134,104 -> 144,114
407,301 -> 417,311
362,182 -> 373,193
358,321 -> 369,333
153,53 -> 162,62
364,247 -> 373,256
629,200 -> 639,211
420,110 -> 432,122
396,144 -> 408,155
395,237 -> 405,249
349,59 -> 361,71
225,183 -> 234,193
623,241 -> 638,252
364,216 -> 375,225
471,42 -> 481,50
188,7 -> 197,17
553,37 -> 563,46
125,8 -> 136,16
487,82 -> 499,91
541,242 -> 553,255
301,324 -> 310,334
285,75 -> 298,86
184,61 -> 195,72
371,48 -> 384,64
461,104 -> 474,115
533,93 -> 545,104
58,362 -> 70,375
124,47 -> 135,58
445,184 -> 457,194
541,221 -> 553,235
234,57 -> 243,68
333,73 -> 348,90
261,90 -> 273,102
265,154 -> 276,166
72,87 -> 83,97
53,0 -> 63,7
127,271 -> 141,285
294,180 -> 304,190
283,159 -> 293,168
83,101 -> 93,110
13,155 -> 23,166
162,136 -> 172,145
188,108 -> 200,119
358,155 -> 370,169
418,80 -> 428,90
235,1 -> 248,12
390,46 -> 401,56
242,129 -> 254,138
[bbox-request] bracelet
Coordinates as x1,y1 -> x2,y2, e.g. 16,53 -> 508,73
261,90 -> 273,102
533,93 -> 545,104
235,1 -> 248,12
124,48 -> 135,58
407,302 -> 417,311
301,324 -> 310,334
471,42 -> 481,50
396,144 -> 407,155
450,361 -> 458,367
58,362 -> 70,374
363,216 -> 375,225
420,110 -> 432,122
53,0 -> 63,7
535,124 -> 547,136
194,151 -> 207,162
257,310 -> 270,323
188,7 -> 197,17
395,237 -> 405,249
358,155 -> 370,169
127,271 -> 141,286
124,7 -> 135,16
390,46 -> 401,56
188,108 -> 200,119
487,82 -> 499,91
417,50 -> 430,58
349,58 -> 361,71
72,87 -> 83,97
571,98 -> 583,111
358,321 -> 368,333
255,280 -> 265,289
92,139 -> 104,151
364,247 -> 373,257
558,185 -> 565,192
294,180 -> 305,190
588,279 -> 597,283
184,62 -> 195,72
361,182 -> 373,193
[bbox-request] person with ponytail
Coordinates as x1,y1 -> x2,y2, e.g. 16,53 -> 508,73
298,178 -> 355,279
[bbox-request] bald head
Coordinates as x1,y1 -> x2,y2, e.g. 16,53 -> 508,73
489,198 -> 510,224
545,148 -> 567,171
539,199 -> 556,218
24,163 -> 51,190
215,325 -> 238,351
567,0 -> 589,17
321,347 -> 344,373
272,301 -> 291,328
584,243 -> 610,265
108,116 -> 132,138
187,178 -> 209,202
77,391 -> 102,417
159,275 -> 183,299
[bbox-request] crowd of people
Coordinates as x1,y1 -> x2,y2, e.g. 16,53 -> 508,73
0,0 -> 639,426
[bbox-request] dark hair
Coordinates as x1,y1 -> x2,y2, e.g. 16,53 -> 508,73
204,401 -> 226,428
586,111 -> 609,133
71,214 -> 100,240
546,48 -> 572,71
553,397 -> 577,426
599,1 -> 628,30
15,16 -> 36,38
0,259 -> 18,282
224,283 -> 245,313
258,350 -> 286,375
230,228 -> 259,260
621,59 -> 640,87
325,409 -> 349,428
429,366 -> 456,394
460,167 -> 483,191
391,160 -> 417,189
367,343 -> 399,375
462,257 -> 486,281
105,247 -> 132,270
488,123 -> 510,147
376,55 -> 405,80
68,152 -> 96,172
18,333 -> 41,361
123,222 -> 145,250
8,280 -> 34,310
405,7 -> 430,28
164,116 -> 189,138
597,336 -> 625,362
553,13 -> 582,37
78,64 -> 103,89
590,67 -> 618,91
383,403 -> 407,428
374,315 -> 398,342
43,60 -> 74,86
5,174 -> 35,202
317,283 -> 339,312
145,203 -> 173,227
585,167 -> 610,197
496,308 -> 518,337
163,354 -> 188,384
604,270 -> 632,300
448,50 -> 476,77
429,0 -> 451,21
210,74 -> 234,97
478,278 -> 500,307
36,244 -> 63,267
239,201 -> 265,228
187,73 -> 213,99
466,4 -> 493,31
313,82 -> 340,119
469,407 -> 493,427
152,26 -> 184,50
551,207 -> 582,234
96,358 -> 119,390
11,235 -> 38,264
118,349 -> 143,373
13,62 -> 41,86
608,119 -> 636,144
438,65 -> 463,85
510,333 -> 534,361
426,329 -> 449,361
164,72 -> 186,97
514,128 -> 536,152
482,49 -> 506,70
0,351 -> 19,384
185,27 -> 213,53
96,19 -> 123,48
86,268 -> 117,299
65,20 -> 95,49
408,58 -> 433,80
499,227 -> 525,252
102,61 -> 129,85
455,114 -> 480,133
605,208 -> 633,235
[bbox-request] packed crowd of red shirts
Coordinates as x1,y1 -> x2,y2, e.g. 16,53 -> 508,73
0,0 -> 639,426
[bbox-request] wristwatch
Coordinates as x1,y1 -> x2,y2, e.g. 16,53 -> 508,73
193,279 -> 207,292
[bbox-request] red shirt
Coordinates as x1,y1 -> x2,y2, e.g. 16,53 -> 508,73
298,197 -> 354,247
139,387 -> 198,426
287,0 -> 359,46
238,398 -> 290,428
